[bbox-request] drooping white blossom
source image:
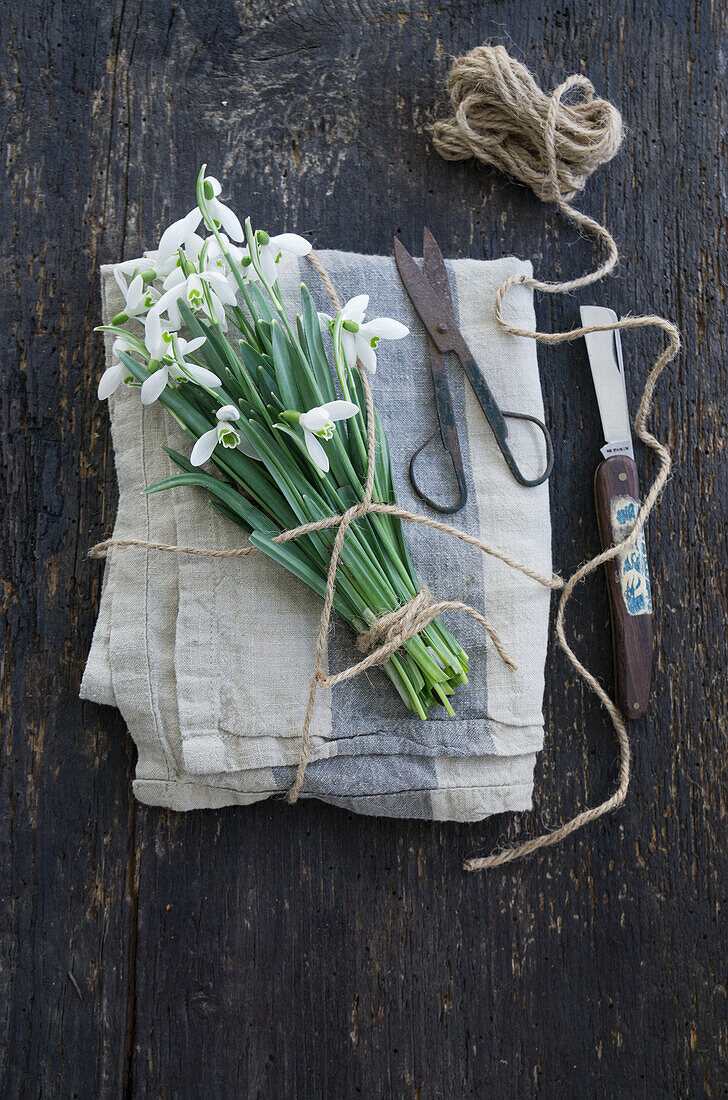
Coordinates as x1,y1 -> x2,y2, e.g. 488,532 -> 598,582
98,337 -> 137,400
241,219 -> 312,286
143,308 -> 180,361
190,404 -> 242,466
336,295 -> 409,374
298,401 -> 359,473
155,267 -> 236,329
201,175 -> 245,242
111,272 -> 159,324
113,258 -> 147,294
142,208 -> 204,277
258,232 -> 312,284
202,234 -> 245,297
140,310 -> 219,404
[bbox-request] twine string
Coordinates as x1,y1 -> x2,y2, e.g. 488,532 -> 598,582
88,506 -> 561,590
432,45 -> 680,870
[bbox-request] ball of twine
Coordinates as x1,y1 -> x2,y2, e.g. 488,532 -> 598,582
431,44 -> 623,204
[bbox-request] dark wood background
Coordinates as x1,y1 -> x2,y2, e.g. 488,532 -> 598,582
2,1 -> 726,1096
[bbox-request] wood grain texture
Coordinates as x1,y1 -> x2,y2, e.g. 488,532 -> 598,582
2,1 -> 727,1097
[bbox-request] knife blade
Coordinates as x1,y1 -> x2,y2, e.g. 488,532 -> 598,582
580,306 -> 633,460
581,305 -> 653,719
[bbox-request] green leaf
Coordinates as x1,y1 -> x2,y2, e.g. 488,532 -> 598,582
296,314 -> 308,355
237,339 -> 271,375
255,320 -> 273,355
256,364 -> 279,401
208,499 -> 252,533
303,494 -> 397,615
160,446 -> 197,474
300,284 -> 337,404
236,343 -> 276,425
144,470 -> 277,534
373,408 -> 392,500
270,320 -> 299,409
248,283 -> 276,324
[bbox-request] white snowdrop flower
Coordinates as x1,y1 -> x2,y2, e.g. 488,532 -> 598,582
190,404 -> 242,466
112,257 -> 148,295
143,208 -> 203,277
337,295 -> 409,374
297,400 -> 359,473
155,267 -> 236,329
111,272 -> 159,325
241,222 -> 312,286
202,234 -> 244,297
140,310 -> 220,405
201,175 -> 245,242
258,231 -> 312,283
97,337 -> 136,400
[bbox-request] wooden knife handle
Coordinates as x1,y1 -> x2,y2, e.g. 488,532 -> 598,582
594,455 -> 653,719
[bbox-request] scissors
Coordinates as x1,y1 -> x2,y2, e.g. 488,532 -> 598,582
394,230 -> 554,513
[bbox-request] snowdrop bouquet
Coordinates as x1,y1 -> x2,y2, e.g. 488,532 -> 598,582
97,167 -> 469,718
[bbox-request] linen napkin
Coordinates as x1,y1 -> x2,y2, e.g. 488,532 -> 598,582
81,248 -> 552,821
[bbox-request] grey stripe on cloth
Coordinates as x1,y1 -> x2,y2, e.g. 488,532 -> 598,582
81,247 -> 551,822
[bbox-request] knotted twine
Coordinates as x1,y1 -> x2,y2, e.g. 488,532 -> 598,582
90,45 -> 680,871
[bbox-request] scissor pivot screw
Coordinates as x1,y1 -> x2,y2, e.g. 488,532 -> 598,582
437,322 -> 448,333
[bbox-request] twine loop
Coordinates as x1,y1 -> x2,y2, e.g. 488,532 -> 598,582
351,587 -> 517,677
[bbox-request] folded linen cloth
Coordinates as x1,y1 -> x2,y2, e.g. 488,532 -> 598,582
81,247 -> 552,821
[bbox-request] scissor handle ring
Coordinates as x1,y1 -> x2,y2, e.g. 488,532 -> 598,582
408,434 -> 468,515
500,410 -> 554,487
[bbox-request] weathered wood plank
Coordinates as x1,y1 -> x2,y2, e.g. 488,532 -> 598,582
1,0 -> 726,1097
0,1 -> 144,1096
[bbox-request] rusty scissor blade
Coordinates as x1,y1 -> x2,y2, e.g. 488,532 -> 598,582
422,227 -> 456,315
394,233 -> 554,490
394,237 -> 463,354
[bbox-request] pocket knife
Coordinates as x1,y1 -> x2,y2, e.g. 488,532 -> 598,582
581,305 -> 653,719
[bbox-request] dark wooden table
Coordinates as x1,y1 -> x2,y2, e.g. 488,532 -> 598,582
2,2 -> 727,1096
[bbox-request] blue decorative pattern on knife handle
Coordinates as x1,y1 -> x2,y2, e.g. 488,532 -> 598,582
594,455 -> 653,719
610,496 -> 653,616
